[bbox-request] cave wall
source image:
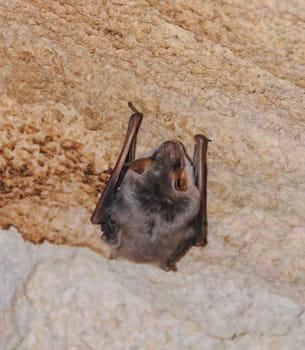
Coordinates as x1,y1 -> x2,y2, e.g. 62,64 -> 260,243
1,0 -> 305,348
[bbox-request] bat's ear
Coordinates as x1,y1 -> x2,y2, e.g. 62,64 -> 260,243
173,168 -> 188,191
127,157 -> 152,174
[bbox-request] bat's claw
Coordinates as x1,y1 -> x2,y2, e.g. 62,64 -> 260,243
195,237 -> 208,247
160,260 -> 177,272
101,233 -> 118,245
128,102 -> 141,115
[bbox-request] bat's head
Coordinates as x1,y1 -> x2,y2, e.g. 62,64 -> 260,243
152,140 -> 191,192
126,140 -> 195,196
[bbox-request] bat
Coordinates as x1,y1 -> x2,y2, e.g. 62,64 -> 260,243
91,103 -> 210,271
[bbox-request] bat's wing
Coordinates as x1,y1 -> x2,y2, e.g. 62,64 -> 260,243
160,134 -> 211,271
91,103 -> 143,224
192,134 -> 211,246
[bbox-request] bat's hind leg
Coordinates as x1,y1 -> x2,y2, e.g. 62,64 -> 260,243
160,236 -> 197,271
100,213 -> 120,244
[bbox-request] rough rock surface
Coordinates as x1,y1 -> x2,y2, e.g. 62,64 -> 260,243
1,228 -> 305,350
1,0 -> 305,348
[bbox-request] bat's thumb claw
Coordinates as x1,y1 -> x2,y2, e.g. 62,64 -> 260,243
128,102 -> 142,116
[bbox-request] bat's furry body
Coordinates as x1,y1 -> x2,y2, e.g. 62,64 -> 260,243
102,147 -> 200,267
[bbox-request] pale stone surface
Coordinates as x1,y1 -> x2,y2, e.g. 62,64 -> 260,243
1,228 -> 305,349
1,0 -> 305,348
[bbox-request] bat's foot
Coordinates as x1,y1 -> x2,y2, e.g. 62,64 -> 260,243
195,237 -> 208,247
160,236 -> 197,271
100,215 -> 120,245
160,260 -> 177,272
101,233 -> 118,245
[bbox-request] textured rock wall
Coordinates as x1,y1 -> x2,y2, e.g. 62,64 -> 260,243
1,0 -> 305,348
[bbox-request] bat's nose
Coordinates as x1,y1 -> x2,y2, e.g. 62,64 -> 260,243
156,141 -> 186,167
